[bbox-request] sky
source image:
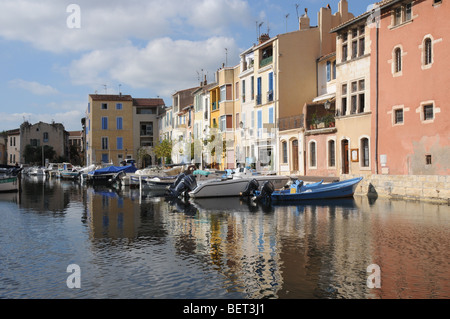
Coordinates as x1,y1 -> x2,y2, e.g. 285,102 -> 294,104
0,0 -> 374,132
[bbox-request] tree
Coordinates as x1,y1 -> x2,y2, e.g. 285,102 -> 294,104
154,139 -> 172,165
23,145 -> 56,165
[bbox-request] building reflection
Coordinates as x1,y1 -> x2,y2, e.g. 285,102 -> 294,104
83,188 -> 450,299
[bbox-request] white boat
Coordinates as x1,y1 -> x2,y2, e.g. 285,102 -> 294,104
0,165 -> 22,192
187,168 -> 290,199
28,166 -> 46,176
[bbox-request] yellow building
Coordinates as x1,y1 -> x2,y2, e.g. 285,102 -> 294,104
86,94 -> 165,167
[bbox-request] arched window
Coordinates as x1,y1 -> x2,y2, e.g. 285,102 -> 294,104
395,48 -> 402,73
424,38 -> 432,65
328,140 -> 336,167
282,141 -> 288,164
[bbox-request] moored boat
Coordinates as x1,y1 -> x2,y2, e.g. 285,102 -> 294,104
256,177 -> 363,202
0,165 -> 22,192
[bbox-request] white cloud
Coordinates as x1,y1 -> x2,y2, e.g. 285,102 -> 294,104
69,36 -> 240,98
9,79 -> 59,95
0,0 -> 251,53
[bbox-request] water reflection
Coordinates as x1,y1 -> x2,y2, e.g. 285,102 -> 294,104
1,177 -> 449,299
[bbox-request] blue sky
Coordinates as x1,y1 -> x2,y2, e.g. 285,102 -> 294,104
0,0 -> 374,132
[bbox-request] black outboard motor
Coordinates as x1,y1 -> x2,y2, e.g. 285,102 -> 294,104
166,174 -> 197,198
240,179 -> 260,197
168,173 -> 186,191
254,181 -> 275,203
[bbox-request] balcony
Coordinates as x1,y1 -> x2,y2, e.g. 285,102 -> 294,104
260,56 -> 273,68
278,115 -> 304,131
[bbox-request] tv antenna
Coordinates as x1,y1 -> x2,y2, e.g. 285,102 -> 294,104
103,84 -> 107,94
285,13 -> 289,32
256,21 -> 264,40
295,4 -> 300,22
225,48 -> 228,67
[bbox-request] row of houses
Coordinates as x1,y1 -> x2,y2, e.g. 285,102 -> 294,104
85,0 -> 449,182
157,0 -> 448,178
0,121 -> 83,166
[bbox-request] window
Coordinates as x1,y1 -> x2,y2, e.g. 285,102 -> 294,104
282,141 -> 288,164
242,79 -> 246,103
361,138 -> 370,167
426,154 -> 432,165
310,142 -> 316,167
332,61 -> 337,80
141,122 -> 153,136
257,110 -> 262,138
328,140 -> 336,167
116,117 -> 123,130
423,104 -> 434,120
350,80 -> 365,114
117,137 -> 123,150
395,109 -> 404,124
251,76 -> 255,100
101,137 -> 108,150
268,72 -> 274,102
327,61 -> 331,82
256,77 -> 262,105
342,32 -> 348,62
101,103 -> 108,110
101,154 -> 109,163
393,3 -> 413,26
341,84 -> 348,115
395,48 -> 402,73
116,103 -> 122,110
102,117 -> 108,130
424,38 -> 432,65
43,132 -> 49,143
220,85 -> 226,102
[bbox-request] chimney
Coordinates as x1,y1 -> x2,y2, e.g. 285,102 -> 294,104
299,8 -> 310,30
258,33 -> 270,44
204,75 -> 207,86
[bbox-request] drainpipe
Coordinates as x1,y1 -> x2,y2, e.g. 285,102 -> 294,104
375,24 -> 379,175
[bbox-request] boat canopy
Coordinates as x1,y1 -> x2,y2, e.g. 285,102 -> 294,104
89,165 -> 137,175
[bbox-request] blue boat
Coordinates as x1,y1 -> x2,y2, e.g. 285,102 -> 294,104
252,177 -> 362,203
87,165 -> 137,185
269,177 -> 362,202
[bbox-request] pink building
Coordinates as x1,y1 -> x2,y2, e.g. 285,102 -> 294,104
370,0 -> 450,175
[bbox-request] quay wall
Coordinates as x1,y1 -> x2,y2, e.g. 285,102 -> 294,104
341,174 -> 450,205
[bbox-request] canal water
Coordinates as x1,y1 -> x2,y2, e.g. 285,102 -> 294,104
0,176 -> 449,299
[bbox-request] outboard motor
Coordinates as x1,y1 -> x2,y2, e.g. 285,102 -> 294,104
166,174 -> 197,198
168,173 -> 186,191
240,179 -> 260,197
254,181 -> 275,203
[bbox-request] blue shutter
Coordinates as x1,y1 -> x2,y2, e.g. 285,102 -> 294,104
257,77 -> 262,95
102,117 -> 108,130
269,108 -> 274,124
117,137 -> 123,150
116,117 -> 123,130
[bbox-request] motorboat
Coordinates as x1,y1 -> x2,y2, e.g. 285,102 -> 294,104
86,165 -> 138,185
0,165 -> 22,192
165,168 -> 290,199
254,177 -> 363,202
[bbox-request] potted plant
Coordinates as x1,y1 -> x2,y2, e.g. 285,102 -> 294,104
323,113 -> 335,128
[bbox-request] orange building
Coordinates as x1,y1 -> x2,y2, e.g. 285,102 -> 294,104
370,0 -> 449,175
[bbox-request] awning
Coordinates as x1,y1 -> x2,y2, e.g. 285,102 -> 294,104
312,92 -> 336,103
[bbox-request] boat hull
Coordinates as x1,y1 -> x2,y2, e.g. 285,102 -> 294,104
0,176 -> 19,192
189,175 -> 290,198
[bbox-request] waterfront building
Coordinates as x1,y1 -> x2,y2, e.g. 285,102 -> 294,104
68,130 -> 84,166
0,134 -> 6,165
192,78 -> 216,168
171,87 -> 198,164
5,129 -> 20,165
86,94 -> 165,167
19,121 -> 69,165
369,0 -> 449,175
86,94 -> 134,166
331,5 -> 372,177
133,97 -> 165,168
158,106 -> 173,142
